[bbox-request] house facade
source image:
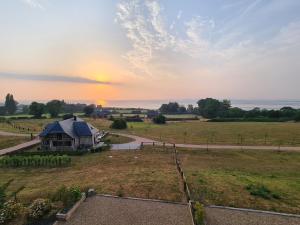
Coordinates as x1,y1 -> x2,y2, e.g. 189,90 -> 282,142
39,116 -> 101,151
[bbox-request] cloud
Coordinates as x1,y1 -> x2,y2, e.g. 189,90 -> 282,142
116,0 -> 300,82
0,73 -> 113,85
21,0 -> 44,9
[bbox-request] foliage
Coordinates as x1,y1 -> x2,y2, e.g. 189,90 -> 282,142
110,118 -> 127,129
29,102 -> 45,118
46,100 -> 63,118
28,198 -> 52,220
4,94 -> 18,115
246,184 -> 280,199
197,98 -> 231,119
159,102 -> 186,114
62,113 -> 74,120
152,114 -> 166,124
194,201 -> 205,225
295,112 -> 300,122
0,200 -> 22,225
52,186 -> 82,209
83,104 -> 96,116
0,155 -> 71,168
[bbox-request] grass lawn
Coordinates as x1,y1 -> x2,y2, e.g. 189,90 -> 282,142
103,134 -> 135,144
179,148 -> 300,214
0,136 -> 31,149
0,149 -> 183,204
0,119 -> 55,134
124,121 -> 300,146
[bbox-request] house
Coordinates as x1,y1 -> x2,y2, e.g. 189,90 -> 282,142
39,116 -> 102,151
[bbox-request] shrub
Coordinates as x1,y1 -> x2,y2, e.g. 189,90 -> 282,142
110,118 -> 127,129
0,155 -> 71,168
152,114 -> 166,124
0,200 -> 22,224
246,184 -> 280,199
194,201 -> 205,225
52,186 -> 82,209
28,198 -> 52,220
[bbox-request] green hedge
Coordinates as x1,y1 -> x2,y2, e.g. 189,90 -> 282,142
0,155 -> 71,168
14,150 -> 88,156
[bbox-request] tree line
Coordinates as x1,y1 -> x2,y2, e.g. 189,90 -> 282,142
0,93 -> 96,118
159,98 -> 300,121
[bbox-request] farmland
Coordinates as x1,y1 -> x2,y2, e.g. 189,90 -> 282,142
1,118 -> 300,146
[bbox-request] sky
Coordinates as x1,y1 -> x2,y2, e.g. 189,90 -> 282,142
0,0 -> 300,105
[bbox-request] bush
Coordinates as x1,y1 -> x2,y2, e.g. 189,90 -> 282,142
0,200 -> 22,224
0,155 -> 71,168
194,201 -> 205,225
152,114 -> 166,124
246,184 -> 280,199
28,198 -> 52,220
52,186 -> 82,209
110,118 -> 127,129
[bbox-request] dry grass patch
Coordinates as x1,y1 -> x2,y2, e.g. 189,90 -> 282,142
124,121 -> 300,146
179,148 -> 300,214
0,149 -> 183,204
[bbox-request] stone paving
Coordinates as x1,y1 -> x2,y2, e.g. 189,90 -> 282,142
56,195 -> 194,225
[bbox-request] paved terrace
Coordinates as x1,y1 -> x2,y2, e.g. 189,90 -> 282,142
56,195 -> 194,225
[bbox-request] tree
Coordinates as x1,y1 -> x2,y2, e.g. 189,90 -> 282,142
152,114 -> 166,124
294,111 -> 300,122
46,100 -> 63,118
83,104 -> 95,116
4,94 -> 18,115
29,102 -> 45,118
197,98 -> 228,118
110,118 -> 127,129
187,104 -> 194,113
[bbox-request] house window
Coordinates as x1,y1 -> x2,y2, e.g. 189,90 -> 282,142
57,134 -> 63,140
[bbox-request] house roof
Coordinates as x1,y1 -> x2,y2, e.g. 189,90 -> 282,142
40,117 -> 98,138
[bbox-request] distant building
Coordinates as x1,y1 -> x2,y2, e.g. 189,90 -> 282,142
39,116 -> 101,151
91,108 -> 112,118
147,110 -> 159,119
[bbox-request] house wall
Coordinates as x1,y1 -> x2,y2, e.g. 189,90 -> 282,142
41,133 -> 75,151
79,136 -> 94,148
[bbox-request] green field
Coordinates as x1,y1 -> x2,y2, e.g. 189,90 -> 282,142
0,136 -> 30,149
179,148 -> 300,214
0,149 -> 183,204
1,118 -> 300,146
124,121 -> 300,146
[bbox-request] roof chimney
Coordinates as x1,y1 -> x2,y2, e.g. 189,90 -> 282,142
74,115 -> 77,121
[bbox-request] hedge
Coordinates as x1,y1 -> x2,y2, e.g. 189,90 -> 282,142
0,155 -> 71,168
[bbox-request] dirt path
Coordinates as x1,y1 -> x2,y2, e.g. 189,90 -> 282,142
0,138 -> 40,156
113,133 -> 300,152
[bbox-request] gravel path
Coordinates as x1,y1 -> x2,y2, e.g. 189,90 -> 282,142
205,207 -> 300,225
56,195 -> 193,225
113,133 -> 300,151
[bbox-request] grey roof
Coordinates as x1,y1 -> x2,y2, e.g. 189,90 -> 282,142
40,117 -> 99,138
